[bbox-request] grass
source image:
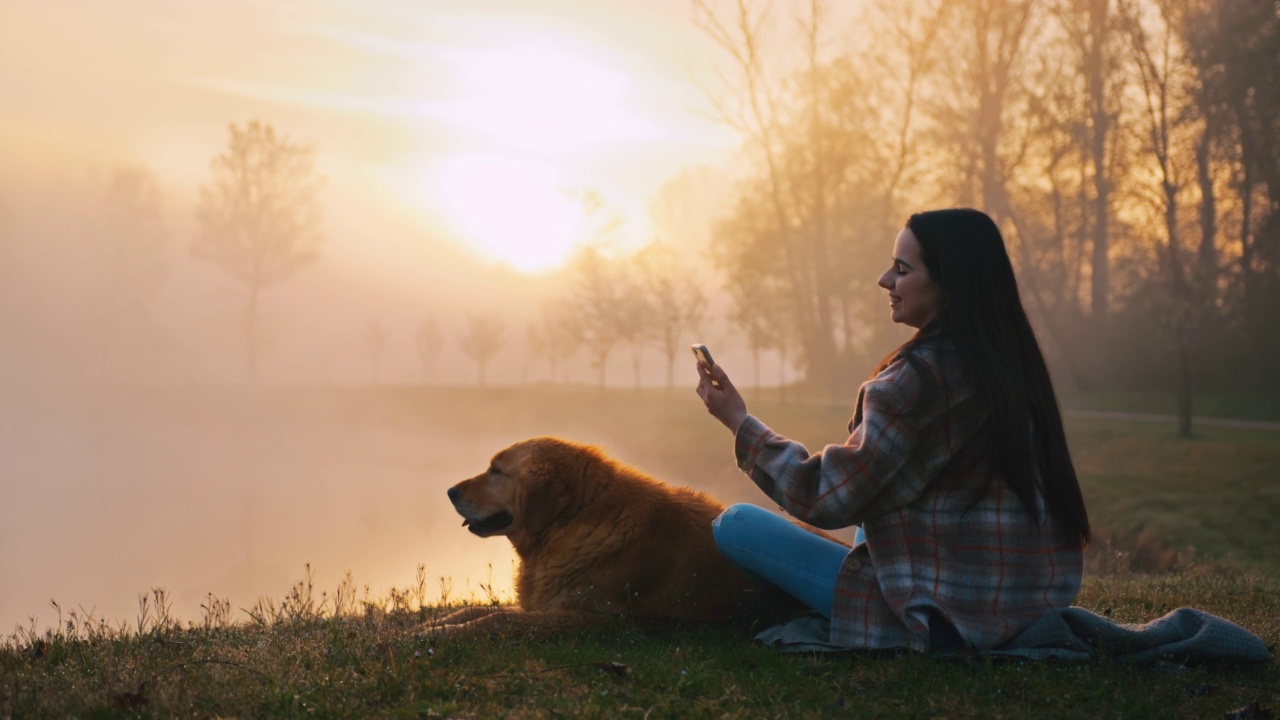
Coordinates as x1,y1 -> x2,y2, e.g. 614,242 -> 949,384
2,566 -> 1276,719
3,384 -> 1278,717
1057,389 -> 1280,423
1067,419 -> 1280,575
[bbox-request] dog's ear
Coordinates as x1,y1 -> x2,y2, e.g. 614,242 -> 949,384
521,457 -> 573,538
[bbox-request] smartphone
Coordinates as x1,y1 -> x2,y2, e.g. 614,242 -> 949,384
691,343 -> 715,369
691,344 -> 721,387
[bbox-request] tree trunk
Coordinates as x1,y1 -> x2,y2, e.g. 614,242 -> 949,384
1195,129 -> 1218,308
1087,0 -> 1112,323
245,284 -> 260,385
1165,182 -> 1193,438
1176,318 -> 1193,438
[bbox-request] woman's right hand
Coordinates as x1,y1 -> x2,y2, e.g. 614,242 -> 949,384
695,361 -> 748,435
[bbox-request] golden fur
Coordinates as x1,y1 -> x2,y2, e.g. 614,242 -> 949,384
435,436 -> 760,635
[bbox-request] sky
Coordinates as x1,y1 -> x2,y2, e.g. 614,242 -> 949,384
0,0 -> 740,274
0,0 -> 804,389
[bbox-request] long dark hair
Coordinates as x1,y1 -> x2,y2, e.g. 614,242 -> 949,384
881,208 -> 1090,547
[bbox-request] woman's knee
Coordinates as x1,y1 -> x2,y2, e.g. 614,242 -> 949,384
712,503 -> 770,546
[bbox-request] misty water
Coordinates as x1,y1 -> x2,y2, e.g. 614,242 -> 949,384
0,384 -> 649,636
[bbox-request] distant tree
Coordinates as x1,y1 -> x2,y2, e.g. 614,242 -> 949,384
194,119 -> 325,384
633,239 -> 708,389
563,246 -> 630,389
614,264 -> 651,390
360,318 -> 390,385
693,0 -> 901,392
527,299 -> 579,383
524,322 -> 543,384
725,270 -> 792,396
927,0 -> 1040,220
551,190 -> 636,389
413,315 -> 445,385
459,312 -> 507,386
91,165 -> 167,382
1054,0 -> 1127,325
1119,0 -> 1201,436
1185,0 -> 1280,389
862,0 -> 944,229
648,166 -> 732,255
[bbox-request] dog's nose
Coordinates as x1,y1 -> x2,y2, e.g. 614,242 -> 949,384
447,486 -> 459,502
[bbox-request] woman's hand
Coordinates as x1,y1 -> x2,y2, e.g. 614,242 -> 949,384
695,361 -> 748,435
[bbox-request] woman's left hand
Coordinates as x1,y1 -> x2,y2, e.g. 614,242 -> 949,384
695,361 -> 748,435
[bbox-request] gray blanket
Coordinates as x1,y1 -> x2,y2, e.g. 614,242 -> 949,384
754,607 -> 1272,664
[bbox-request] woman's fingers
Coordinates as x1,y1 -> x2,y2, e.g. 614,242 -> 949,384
709,363 -> 736,392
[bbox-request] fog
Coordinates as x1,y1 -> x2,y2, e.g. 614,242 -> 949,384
0,172 -> 774,634
2,383 -> 512,633
2,378 -> 783,635
0,0 -> 782,634
0,173 -> 779,633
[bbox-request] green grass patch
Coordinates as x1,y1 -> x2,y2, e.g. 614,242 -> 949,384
1064,418 -> 1280,575
1058,389 -> 1280,423
2,567 -> 1276,719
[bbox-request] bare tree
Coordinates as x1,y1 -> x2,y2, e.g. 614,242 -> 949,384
414,315 -> 444,385
1120,0 -> 1201,436
612,264 -> 650,390
862,0 -> 944,233
1185,0 -> 1280,389
360,318 -> 390,385
1048,0 -> 1129,324
459,312 -> 507,387
527,299 -> 579,384
693,0 -> 898,392
91,165 -> 166,382
524,322 -> 545,384
561,246 -> 631,389
928,0 -> 1041,220
648,166 -> 732,255
633,239 -> 708,389
195,119 -> 325,384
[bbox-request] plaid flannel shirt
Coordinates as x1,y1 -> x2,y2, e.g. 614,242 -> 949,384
734,339 -> 1083,652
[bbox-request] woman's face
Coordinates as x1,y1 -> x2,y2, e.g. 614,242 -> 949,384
877,227 -> 942,329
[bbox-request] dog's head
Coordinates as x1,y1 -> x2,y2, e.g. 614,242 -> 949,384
447,436 -> 598,544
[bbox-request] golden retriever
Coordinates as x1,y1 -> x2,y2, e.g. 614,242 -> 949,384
434,436 -> 762,636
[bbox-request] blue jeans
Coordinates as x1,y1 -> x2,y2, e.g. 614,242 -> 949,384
711,503 -> 862,619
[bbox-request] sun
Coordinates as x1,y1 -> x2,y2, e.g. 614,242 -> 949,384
436,153 -> 584,273
405,34 -> 666,272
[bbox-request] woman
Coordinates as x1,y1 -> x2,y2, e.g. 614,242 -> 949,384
695,208 -> 1090,652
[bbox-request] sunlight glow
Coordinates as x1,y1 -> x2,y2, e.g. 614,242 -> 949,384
436,154 -> 584,273
421,38 -> 665,156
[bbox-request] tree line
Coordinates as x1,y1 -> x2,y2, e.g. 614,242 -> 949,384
0,121 -> 713,389
2,0 -> 1274,423
405,236 -> 709,390
692,0 -> 1279,434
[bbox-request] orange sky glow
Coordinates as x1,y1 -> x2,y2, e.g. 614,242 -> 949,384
0,0 -> 739,273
